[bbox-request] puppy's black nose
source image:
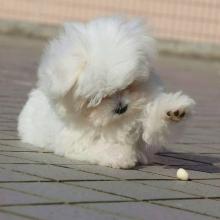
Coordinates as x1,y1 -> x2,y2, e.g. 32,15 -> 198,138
114,103 -> 128,115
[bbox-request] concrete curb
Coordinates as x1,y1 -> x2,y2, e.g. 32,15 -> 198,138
158,39 -> 220,60
1,20 -> 220,60
0,20 -> 59,39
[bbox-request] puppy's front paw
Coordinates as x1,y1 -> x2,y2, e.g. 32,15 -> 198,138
100,154 -> 137,169
162,92 -> 195,123
166,108 -> 186,122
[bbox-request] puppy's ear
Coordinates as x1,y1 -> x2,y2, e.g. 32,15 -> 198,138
37,22 -> 86,99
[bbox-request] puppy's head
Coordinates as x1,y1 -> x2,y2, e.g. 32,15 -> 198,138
37,16 -> 156,127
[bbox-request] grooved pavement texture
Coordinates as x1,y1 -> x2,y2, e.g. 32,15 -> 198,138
0,35 -> 220,220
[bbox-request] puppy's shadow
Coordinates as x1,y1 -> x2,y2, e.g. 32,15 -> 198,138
138,151 -> 220,173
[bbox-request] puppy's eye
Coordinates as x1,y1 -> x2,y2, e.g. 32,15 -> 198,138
114,102 -> 128,115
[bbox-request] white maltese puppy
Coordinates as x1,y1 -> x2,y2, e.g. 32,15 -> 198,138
18,16 -> 195,168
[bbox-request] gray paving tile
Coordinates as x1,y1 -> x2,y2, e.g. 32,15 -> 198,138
0,151 -> 90,165
194,179 -> 220,187
0,188 -> 50,205
0,140 -> 49,152
165,143 -> 220,153
0,168 -> 46,182
0,210 -> 32,220
0,133 -> 18,140
0,164 -> 114,181
138,165 -> 178,178
70,181 -> 197,200
170,164 -> 220,178
138,180 -> 220,197
0,130 -> 17,137
139,165 -> 220,179
80,202 -> 217,220
0,154 -> 38,164
152,154 -> 201,166
0,182 -> 130,203
154,199 -> 220,219
1,204 -> 130,220
162,152 -> 220,165
66,164 -> 174,180
0,140 -> 50,152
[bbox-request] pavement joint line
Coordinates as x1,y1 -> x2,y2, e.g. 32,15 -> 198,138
0,163 -> 42,165
60,178 -> 175,182
2,177 -> 220,183
0,163 -> 47,165
52,164 -> 121,180
53,163 -> 176,181
5,199 -> 220,220
0,142 -> 52,152
0,180 -> 55,183
0,179 -> 136,202
0,151 -> 97,164
133,168 -> 220,181
135,167 -> 183,179
0,151 -> 52,153
136,179 -> 220,198
4,163 -> 176,182
0,167 -> 54,181
0,198 -> 211,208
149,200 -> 220,220
160,153 -> 220,165
75,203 -> 139,220
64,180 -> 200,201
157,153 -> 213,165
178,142 -> 220,145
63,181 -> 137,201
0,138 -> 20,140
0,202 -> 66,207
0,184 -> 62,203
0,209 -> 38,220
192,180 -> 220,188
78,200 -> 220,220
190,153 -> 220,155
0,152 -> 73,164
5,202 -> 139,220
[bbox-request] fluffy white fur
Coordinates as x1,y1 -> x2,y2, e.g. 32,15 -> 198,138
18,16 -> 195,168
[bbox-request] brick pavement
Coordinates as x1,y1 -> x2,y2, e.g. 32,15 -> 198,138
0,35 -> 220,220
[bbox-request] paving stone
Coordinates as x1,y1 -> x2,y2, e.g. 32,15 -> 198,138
0,164 -> 114,181
0,151 -> 90,165
66,164 -> 174,180
0,140 -> 50,152
70,181 -> 197,200
0,133 -> 19,140
139,165 -> 220,179
80,202 -> 217,220
152,154 -> 201,166
1,204 -> 130,220
0,154 -> 37,164
0,168 -> 46,182
138,180 -> 220,197
162,152 -> 220,165
0,188 -> 50,205
0,182 -> 130,203
194,179 -> 220,188
0,145 -> 36,153
164,143 -> 220,153
0,210 -> 32,220
154,199 -> 220,219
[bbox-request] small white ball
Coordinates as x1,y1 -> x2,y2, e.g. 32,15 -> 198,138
176,168 -> 189,181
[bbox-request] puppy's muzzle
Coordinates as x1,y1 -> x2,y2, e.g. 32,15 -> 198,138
114,102 -> 128,115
